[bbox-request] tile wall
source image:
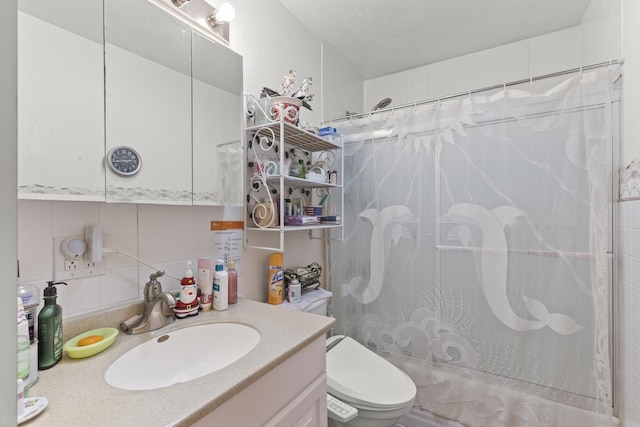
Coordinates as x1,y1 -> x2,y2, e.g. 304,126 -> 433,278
619,199 -> 640,425
17,200 -> 326,317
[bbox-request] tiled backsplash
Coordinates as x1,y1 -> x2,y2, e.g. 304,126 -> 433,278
17,200 -> 324,317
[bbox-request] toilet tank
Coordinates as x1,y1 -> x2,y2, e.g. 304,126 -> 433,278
282,288 -> 332,316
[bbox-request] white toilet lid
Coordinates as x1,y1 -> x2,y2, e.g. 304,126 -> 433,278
326,336 -> 416,409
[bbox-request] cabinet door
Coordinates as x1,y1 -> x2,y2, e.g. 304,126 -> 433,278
192,31 -> 243,206
18,0 -> 105,201
104,0 -> 192,204
264,374 -> 328,427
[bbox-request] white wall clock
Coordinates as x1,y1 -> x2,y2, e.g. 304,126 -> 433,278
107,146 -> 141,176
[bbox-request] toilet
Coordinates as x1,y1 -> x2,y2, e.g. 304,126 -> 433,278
283,288 -> 417,427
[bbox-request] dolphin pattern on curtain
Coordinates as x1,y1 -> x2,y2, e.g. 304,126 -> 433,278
341,205 -> 415,304
342,202 -> 583,335
445,203 -> 583,335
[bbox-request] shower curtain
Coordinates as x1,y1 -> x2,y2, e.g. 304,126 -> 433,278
328,66 -> 620,427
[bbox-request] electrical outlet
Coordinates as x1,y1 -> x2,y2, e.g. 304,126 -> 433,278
64,257 -> 81,271
54,236 -> 106,281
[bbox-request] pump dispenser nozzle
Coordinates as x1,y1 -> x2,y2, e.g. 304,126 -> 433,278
184,261 -> 193,278
44,281 -> 67,297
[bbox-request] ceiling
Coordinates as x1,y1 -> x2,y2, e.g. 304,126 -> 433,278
277,0 -> 592,80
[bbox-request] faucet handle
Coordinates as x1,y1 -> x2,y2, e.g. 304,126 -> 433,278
150,270 -> 165,281
144,270 -> 165,301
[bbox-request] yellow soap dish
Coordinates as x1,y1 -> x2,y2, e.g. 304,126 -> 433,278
63,327 -> 119,359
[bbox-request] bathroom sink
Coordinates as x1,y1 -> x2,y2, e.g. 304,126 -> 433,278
104,323 -> 260,390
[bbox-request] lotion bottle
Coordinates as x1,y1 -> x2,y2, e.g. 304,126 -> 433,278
38,281 -> 67,370
213,259 -> 228,311
227,258 -> 238,305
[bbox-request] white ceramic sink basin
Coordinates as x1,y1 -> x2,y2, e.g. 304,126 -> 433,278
104,323 -> 260,390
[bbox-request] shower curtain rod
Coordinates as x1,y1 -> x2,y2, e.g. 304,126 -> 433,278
327,59 -> 623,123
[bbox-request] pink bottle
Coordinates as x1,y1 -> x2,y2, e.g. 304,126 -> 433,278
227,258 -> 238,304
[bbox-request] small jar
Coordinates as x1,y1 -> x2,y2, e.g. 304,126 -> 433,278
288,279 -> 302,303
289,161 -> 301,177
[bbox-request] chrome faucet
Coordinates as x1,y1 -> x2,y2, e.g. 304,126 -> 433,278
120,271 -> 177,335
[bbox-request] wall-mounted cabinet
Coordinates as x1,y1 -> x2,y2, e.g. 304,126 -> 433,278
244,96 -> 344,251
192,31 -> 243,206
18,0 -> 106,201
17,0 -> 243,206
104,0 -> 192,204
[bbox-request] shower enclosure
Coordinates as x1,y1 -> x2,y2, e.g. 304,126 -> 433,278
328,65 -> 620,427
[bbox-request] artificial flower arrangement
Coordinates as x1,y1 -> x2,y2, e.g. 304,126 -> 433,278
262,69 -> 314,111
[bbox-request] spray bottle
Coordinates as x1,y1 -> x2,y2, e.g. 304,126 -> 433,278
267,253 -> 284,305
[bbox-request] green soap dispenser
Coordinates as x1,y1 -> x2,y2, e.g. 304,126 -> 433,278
38,281 -> 67,370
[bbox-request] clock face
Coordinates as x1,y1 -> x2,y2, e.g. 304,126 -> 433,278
107,146 -> 141,176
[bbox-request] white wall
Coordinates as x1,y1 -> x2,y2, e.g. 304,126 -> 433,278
227,0 -> 364,123
321,42 -> 365,122
363,26 -> 582,111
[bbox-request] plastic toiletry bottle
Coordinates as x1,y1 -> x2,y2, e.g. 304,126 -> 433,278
288,278 -> 302,303
17,298 -> 30,381
38,281 -> 67,370
213,259 -> 228,311
267,253 -> 284,305
197,258 -> 215,311
18,283 -> 39,343
298,159 -> 307,179
227,258 -> 238,305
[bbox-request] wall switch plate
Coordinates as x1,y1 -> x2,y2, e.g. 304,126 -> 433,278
53,236 -> 106,281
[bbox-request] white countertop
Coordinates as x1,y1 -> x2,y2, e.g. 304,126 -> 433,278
23,299 -> 335,426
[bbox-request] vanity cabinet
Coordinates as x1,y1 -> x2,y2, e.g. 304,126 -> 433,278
244,97 -> 344,251
193,335 -> 328,427
17,0 -> 243,206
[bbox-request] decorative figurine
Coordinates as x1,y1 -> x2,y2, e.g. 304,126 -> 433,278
174,262 -> 199,318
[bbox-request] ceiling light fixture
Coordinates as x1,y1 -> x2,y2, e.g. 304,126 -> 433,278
207,2 -> 236,27
167,0 -> 235,44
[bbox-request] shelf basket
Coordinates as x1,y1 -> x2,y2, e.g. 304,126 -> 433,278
284,262 -> 322,290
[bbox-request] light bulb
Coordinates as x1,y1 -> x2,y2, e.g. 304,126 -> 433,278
216,3 -> 236,22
